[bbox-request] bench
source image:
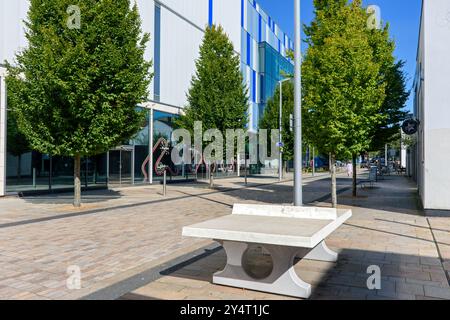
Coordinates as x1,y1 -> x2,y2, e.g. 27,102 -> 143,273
182,204 -> 352,298
360,166 -> 378,189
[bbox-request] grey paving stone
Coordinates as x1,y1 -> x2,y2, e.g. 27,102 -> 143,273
424,286 -> 450,300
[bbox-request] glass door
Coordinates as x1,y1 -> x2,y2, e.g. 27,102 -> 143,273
108,146 -> 134,186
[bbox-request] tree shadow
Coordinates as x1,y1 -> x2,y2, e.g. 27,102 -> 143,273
333,175 -> 422,216
19,188 -> 123,205
209,177 -> 354,205
140,245 -> 449,300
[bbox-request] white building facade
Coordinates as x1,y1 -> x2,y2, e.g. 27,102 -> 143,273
0,0 -> 293,195
412,0 -> 450,211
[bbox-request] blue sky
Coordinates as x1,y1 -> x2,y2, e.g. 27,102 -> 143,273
257,0 -> 422,112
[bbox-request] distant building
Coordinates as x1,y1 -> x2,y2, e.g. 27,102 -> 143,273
411,0 -> 450,211
0,0 -> 293,195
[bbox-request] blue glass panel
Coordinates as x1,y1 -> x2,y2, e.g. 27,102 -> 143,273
258,42 -> 294,105
241,0 -> 244,27
258,14 -> 262,42
208,0 -> 213,26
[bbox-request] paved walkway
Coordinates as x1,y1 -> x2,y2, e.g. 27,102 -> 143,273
121,174 -> 450,300
0,172 -> 448,300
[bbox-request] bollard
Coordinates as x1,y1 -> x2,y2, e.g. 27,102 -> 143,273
33,168 -> 36,189
312,147 -> 316,177
163,169 -> 167,196
244,157 -> 248,186
209,170 -> 214,189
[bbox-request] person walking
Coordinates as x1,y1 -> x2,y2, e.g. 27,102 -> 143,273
346,162 -> 353,177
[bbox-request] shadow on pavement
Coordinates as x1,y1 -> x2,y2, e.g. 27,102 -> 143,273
20,189 -> 123,205
119,245 -> 449,300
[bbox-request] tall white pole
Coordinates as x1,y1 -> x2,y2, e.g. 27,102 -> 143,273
279,81 -> 283,182
385,143 -> 388,167
294,0 -> 303,206
0,72 -> 7,197
149,108 -> 154,184
312,146 -> 315,177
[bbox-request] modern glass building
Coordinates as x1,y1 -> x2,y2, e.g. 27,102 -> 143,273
0,0 -> 293,195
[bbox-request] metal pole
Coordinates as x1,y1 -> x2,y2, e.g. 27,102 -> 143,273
245,156 -> 248,186
312,147 -> 315,177
131,145 -> 135,185
279,81 -> 283,182
119,150 -> 122,186
237,153 -> 240,177
85,157 -> 88,188
385,144 -> 388,167
0,73 -> 6,197
106,151 -> 110,187
163,169 -> 167,196
149,108 -> 154,185
33,168 -> 36,189
294,0 -> 303,206
209,164 -> 214,188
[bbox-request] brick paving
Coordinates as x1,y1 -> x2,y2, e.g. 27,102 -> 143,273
121,174 -> 450,301
0,172 -> 448,300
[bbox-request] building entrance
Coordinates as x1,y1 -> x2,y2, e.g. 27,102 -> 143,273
108,146 -> 134,186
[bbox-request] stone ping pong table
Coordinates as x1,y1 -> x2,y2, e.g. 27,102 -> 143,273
182,204 -> 352,299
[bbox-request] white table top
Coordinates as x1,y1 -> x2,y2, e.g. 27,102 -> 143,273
183,209 -> 352,249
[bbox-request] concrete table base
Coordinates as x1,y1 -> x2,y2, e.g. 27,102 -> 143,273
213,240 -> 338,299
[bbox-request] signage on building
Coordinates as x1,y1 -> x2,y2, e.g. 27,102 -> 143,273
402,119 -> 420,135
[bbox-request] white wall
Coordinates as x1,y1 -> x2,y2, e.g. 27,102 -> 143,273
135,0 -> 155,100
160,0 -> 208,29
159,2 -> 207,107
421,0 -> 450,210
0,0 -> 244,109
0,0 -> 28,65
213,0 -> 242,54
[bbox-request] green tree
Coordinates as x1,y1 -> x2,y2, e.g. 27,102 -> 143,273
260,80 -> 295,164
6,0 -> 152,207
302,0 -> 388,207
368,60 -> 409,152
176,25 -> 248,143
7,111 -> 30,180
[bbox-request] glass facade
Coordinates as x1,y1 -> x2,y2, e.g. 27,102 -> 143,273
258,42 -> 294,106
5,152 -> 108,194
2,0 -> 292,194
241,0 -> 294,132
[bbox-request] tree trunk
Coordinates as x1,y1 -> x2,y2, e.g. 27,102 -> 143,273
331,153 -> 337,208
74,155 -> 81,207
209,162 -> 214,189
17,154 -> 22,181
352,154 -> 357,197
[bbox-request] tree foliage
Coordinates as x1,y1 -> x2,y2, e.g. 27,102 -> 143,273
6,0 -> 151,157
369,60 -> 409,151
302,0 -> 389,160
6,0 -> 152,205
259,81 -> 294,161
302,0 -> 402,202
176,25 -> 248,136
7,111 -> 30,158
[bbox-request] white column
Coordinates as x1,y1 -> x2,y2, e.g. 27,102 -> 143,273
293,0 -> 303,206
237,153 -> 240,177
0,72 -> 7,197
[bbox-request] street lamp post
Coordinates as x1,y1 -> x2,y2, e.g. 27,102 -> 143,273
278,78 -> 291,182
294,0 -> 303,206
